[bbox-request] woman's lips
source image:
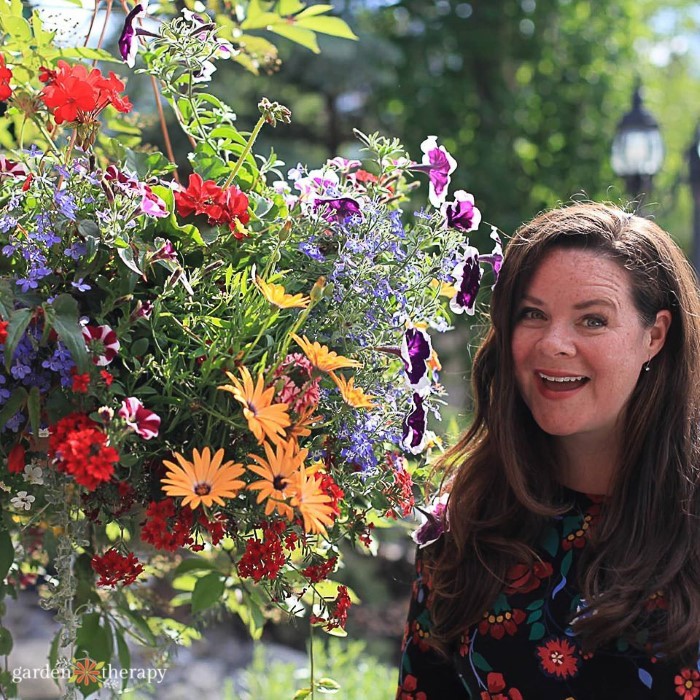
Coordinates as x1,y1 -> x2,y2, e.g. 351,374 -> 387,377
536,372 -> 590,395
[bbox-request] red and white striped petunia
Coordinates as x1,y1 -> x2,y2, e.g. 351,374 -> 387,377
118,397 -> 160,440
82,324 -> 120,366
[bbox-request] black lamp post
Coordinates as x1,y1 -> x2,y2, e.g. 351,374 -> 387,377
688,125 -> 700,274
611,85 -> 664,206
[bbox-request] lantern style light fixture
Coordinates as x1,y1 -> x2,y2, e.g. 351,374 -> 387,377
611,85 -> 664,203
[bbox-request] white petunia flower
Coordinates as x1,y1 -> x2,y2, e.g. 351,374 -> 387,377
23,464 -> 43,485
10,491 -> 35,511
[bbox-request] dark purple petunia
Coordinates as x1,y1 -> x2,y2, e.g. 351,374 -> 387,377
412,495 -> 449,548
313,196 -> 361,223
450,245 -> 482,315
401,393 -> 427,455
118,1 -> 148,68
479,228 -> 504,282
400,326 -> 433,396
417,135 -> 457,207
443,190 -> 481,232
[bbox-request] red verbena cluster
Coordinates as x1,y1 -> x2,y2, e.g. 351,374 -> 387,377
302,556 -> 337,584
237,520 -> 286,582
140,498 -> 194,551
174,173 -> 250,236
39,60 -> 132,125
385,453 -> 415,518
311,584 -> 352,631
315,470 -> 344,518
91,548 -> 144,587
0,54 -> 11,101
48,412 -> 120,490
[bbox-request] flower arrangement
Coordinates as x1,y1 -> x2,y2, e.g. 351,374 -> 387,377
0,0 -> 501,696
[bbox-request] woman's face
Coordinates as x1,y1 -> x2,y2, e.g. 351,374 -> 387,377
511,248 -> 670,450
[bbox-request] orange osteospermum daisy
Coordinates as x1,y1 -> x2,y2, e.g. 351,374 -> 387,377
256,276 -> 310,309
218,365 -> 291,444
288,465 -> 337,536
288,406 -> 323,441
247,439 -> 308,520
161,447 -> 246,509
291,334 -> 361,373
329,372 -> 376,409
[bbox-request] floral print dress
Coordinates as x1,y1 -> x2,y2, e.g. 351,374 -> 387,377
397,489 -> 700,700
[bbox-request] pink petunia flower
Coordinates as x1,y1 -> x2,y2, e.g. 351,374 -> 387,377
118,397 -> 160,440
82,324 -> 120,366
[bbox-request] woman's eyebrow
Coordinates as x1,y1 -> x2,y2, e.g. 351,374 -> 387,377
519,295 -> 618,310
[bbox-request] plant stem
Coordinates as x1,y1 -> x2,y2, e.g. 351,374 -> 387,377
223,114 -> 266,189
150,75 -> 180,183
309,606 -> 316,700
95,0 -> 113,53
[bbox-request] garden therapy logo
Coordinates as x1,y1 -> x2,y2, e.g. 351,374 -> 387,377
69,657 -> 104,687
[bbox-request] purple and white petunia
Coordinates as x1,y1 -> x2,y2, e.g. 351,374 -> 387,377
118,1 -> 149,68
411,493 -> 449,548
419,136 -> 457,208
118,397 -> 160,440
449,229 -> 504,315
443,190 -> 481,232
82,324 -> 120,366
400,326 -> 433,397
401,393 -> 427,455
103,166 -> 168,218
313,196 -> 361,223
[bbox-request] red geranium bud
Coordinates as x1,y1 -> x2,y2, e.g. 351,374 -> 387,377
8,443 -> 25,474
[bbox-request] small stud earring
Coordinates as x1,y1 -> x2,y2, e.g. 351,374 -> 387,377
643,360 -> 651,372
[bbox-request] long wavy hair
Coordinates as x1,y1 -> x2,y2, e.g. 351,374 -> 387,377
426,202 -> 700,662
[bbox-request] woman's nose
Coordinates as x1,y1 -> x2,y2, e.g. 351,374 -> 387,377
536,323 -> 576,356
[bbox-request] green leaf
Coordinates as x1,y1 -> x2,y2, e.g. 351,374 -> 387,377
122,610 -> 157,646
296,5 -> 334,17
0,14 -> 31,40
0,279 -> 13,319
59,47 -> 118,61
316,677 -> 341,694
561,550 -> 573,578
117,247 -> 144,276
295,16 -> 358,40
4,307 -> 32,370
278,0 -> 305,14
0,387 -> 27,433
471,651 -> 492,672
241,11 -> 280,30
0,626 -> 13,655
115,628 -> 130,690
45,294 -> 89,372
529,622 -> 546,641
26,386 -> 40,438
268,24 -> 319,52
293,688 -> 312,700
0,530 -> 13,582
174,558 -> 219,576
191,572 -> 224,613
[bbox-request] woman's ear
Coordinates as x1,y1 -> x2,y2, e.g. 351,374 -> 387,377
648,309 -> 672,358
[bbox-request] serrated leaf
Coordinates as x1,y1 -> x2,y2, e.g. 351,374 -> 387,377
4,307 -> 32,370
268,23 -> 319,52
295,16 -> 358,40
191,572 -> 224,613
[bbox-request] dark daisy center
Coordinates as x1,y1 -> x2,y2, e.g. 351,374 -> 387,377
194,482 -> 212,496
273,476 -> 287,491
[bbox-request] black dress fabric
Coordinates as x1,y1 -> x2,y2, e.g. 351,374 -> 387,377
396,489 -> 700,699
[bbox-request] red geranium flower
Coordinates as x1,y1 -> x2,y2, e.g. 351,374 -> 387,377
480,672 -> 523,700
7,443 -> 25,474
91,548 -> 144,587
0,54 -> 12,101
675,668 -> 700,700
504,560 -> 554,595
536,637 -> 580,679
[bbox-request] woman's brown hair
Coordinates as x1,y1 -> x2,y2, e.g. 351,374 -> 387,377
426,202 -> 700,662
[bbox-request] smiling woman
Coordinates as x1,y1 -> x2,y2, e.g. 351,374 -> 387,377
397,202 -> 700,699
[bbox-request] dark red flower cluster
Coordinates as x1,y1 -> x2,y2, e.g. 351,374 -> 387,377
0,318 -> 8,345
302,556 -> 337,584
91,548 -> 144,587
197,511 -> 229,546
174,173 -> 250,236
385,454 -> 415,518
140,498 -> 194,551
311,585 -> 351,631
0,54 -> 11,101
71,370 -> 90,393
8,443 -> 25,474
48,412 -> 120,490
315,470 -> 343,518
237,520 -> 286,582
39,60 -> 132,125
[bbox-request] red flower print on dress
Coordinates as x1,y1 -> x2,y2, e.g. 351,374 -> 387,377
410,618 -> 431,652
536,637 -> 580,679
675,668 -> 700,700
562,501 -> 602,550
478,608 -> 526,640
643,589 -> 668,612
479,672 -> 523,700
397,674 -> 427,700
504,560 -> 554,595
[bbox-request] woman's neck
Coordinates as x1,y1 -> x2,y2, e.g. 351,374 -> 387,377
552,433 -> 618,496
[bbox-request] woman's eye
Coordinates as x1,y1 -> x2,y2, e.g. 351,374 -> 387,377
583,316 -> 607,328
517,307 -> 544,321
